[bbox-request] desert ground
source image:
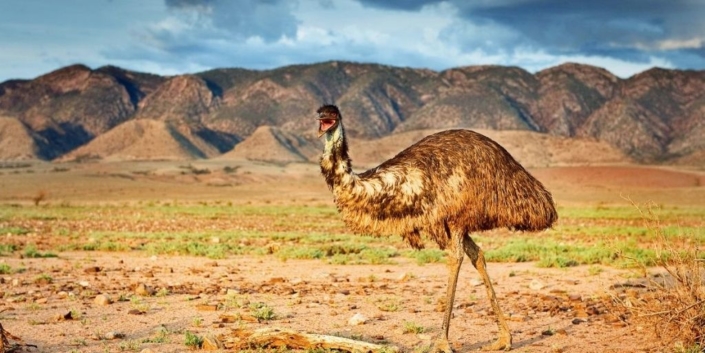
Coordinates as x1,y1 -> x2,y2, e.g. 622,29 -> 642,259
1,159 -> 704,352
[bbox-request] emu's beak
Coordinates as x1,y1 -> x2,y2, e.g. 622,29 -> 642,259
318,117 -> 338,138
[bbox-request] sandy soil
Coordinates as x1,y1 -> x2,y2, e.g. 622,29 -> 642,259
1,161 -> 703,352
1,252 -> 651,353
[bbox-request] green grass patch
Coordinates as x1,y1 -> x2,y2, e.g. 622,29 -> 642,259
0,263 -> 12,274
402,248 -> 446,265
0,244 -> 18,255
1,203 -> 702,269
23,245 -> 57,258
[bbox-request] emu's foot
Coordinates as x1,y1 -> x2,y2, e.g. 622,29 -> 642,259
431,338 -> 453,353
480,333 -> 512,351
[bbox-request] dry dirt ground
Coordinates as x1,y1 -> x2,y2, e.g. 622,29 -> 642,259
2,253 -> 651,353
1,160 -> 704,352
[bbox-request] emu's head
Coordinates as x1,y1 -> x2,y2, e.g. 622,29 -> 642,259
317,104 -> 341,138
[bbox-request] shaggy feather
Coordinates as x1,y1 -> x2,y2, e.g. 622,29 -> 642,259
317,104 -> 557,250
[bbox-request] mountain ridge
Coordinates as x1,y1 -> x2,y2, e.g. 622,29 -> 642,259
1,61 -> 703,165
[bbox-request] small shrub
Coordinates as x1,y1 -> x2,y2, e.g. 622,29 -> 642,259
0,263 -> 12,274
33,190 -> 47,206
402,321 -> 425,334
184,331 -> 203,349
617,202 -> 705,350
250,302 -> 276,320
34,273 -> 53,284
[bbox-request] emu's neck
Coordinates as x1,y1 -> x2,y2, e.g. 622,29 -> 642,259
320,122 -> 353,191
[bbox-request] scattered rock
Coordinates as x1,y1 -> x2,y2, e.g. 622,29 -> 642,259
529,279 -> 545,290
128,309 -> 145,315
57,291 -> 69,299
54,311 -> 73,321
572,318 -> 586,325
469,278 -> 483,287
202,334 -> 224,350
196,304 -> 218,311
84,266 -> 102,273
94,294 -> 112,306
78,280 -> 90,288
135,283 -> 153,296
35,297 -> 48,304
397,272 -> 413,282
348,313 -> 368,326
140,349 -> 156,353
104,331 -> 125,340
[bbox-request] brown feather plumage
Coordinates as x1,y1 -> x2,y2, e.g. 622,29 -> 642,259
318,105 -> 557,249
317,104 -> 557,351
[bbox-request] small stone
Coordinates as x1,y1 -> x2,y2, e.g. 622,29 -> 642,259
568,294 -> 582,301
135,283 -> 152,296
196,304 -> 218,311
397,272 -> 413,282
12,278 -> 19,286
469,278 -> 483,287
57,291 -> 68,299
55,311 -> 73,321
202,334 -> 224,350
140,349 -> 156,353
104,331 -> 125,340
84,266 -> 102,273
128,309 -> 145,315
348,313 -> 368,326
572,318 -> 586,325
35,297 -> 48,304
78,280 -> 90,288
94,294 -> 112,306
529,279 -> 545,290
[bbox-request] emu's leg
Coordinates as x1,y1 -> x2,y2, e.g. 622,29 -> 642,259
432,235 -> 464,353
463,235 -> 512,351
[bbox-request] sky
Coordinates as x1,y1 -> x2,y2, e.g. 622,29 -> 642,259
0,0 -> 704,82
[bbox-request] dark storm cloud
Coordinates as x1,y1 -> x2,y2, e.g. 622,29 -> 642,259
355,0 -> 445,11
165,0 -> 215,7
162,0 -> 299,43
356,0 -> 705,66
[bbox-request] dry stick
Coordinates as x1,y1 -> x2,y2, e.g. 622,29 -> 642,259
229,327 -> 399,353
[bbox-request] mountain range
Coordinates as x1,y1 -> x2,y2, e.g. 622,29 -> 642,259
0,61 -> 703,166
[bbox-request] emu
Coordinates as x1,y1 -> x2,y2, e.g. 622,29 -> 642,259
317,104 -> 557,352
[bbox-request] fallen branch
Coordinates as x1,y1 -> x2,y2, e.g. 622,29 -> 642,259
1,322 -> 38,353
224,327 -> 399,352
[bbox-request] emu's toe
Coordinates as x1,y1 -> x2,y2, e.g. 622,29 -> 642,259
480,333 -> 512,351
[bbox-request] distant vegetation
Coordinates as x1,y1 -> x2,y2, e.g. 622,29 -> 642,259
0,202 -> 702,269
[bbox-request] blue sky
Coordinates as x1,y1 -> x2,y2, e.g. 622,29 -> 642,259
1,0 -> 703,82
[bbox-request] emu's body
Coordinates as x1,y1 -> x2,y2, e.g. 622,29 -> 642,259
317,105 -> 557,352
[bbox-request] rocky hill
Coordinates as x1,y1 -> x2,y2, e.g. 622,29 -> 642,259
0,61 -> 703,165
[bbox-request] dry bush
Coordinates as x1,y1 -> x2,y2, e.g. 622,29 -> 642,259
32,190 -> 47,206
618,201 -> 705,351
